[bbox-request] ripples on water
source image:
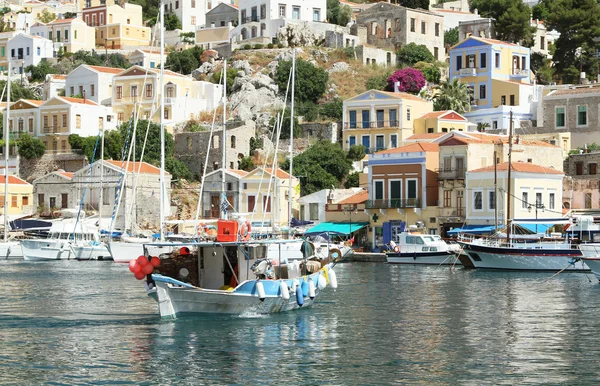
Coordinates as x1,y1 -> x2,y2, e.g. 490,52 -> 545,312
1,260 -> 599,385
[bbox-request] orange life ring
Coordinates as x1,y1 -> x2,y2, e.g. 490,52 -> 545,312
239,221 -> 251,241
394,245 -> 400,253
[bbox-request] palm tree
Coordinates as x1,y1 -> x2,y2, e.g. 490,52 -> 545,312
432,78 -> 473,114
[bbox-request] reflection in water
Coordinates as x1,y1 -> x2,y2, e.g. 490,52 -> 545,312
1,261 -> 600,384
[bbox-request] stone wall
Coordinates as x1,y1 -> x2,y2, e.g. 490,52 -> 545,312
20,153 -> 88,182
355,45 -> 396,67
563,176 -> 600,210
297,122 -> 341,143
542,92 -> 600,149
174,121 -> 256,177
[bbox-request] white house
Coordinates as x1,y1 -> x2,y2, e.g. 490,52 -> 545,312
43,73 -> 66,100
128,49 -> 164,69
232,0 -> 327,41
65,64 -> 123,105
165,0 -> 225,33
7,33 -> 54,73
298,188 -> 364,224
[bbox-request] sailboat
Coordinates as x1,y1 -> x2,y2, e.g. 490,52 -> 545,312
457,112 -> 589,271
0,63 -> 23,260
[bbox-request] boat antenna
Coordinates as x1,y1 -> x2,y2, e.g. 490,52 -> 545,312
220,59 -> 227,220
3,61 -> 9,241
287,49 -> 295,237
159,0 -> 165,241
506,110 -> 513,243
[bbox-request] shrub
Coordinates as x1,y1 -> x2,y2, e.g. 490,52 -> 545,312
254,44 -> 263,49
387,68 -> 426,94
267,43 -> 274,49
277,43 -> 284,48
243,44 -> 252,50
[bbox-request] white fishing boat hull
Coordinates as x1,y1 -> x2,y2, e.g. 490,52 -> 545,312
108,241 -> 172,263
386,251 -> 460,265
148,264 -> 336,318
578,244 -> 600,281
458,241 -> 589,271
0,241 -> 23,260
72,243 -> 112,261
21,239 -> 73,261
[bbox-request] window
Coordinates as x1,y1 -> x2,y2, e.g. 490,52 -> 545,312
522,192 -> 529,209
540,36 -> 545,50
407,179 -> 417,206
434,47 -> 439,60
76,115 -> 81,128
191,0 -> 195,7
231,135 -> 236,148
501,95 -> 506,105
309,203 -> 319,221
191,16 -> 196,25
389,109 -> 397,127
493,120 -> 498,130
474,191 -> 482,210
589,163 -> 597,175
456,55 -> 462,70
444,190 -> 451,207
348,135 -> 356,146
261,4 -> 266,19
116,86 -> 122,99
99,14 -> 103,25
64,30 -> 69,41
175,0 -> 179,8
390,134 -> 397,148
262,196 -> 272,212
549,193 -> 555,209
145,83 -> 152,98
585,193 -> 592,209
11,196 -> 17,207
79,85 -> 83,95
410,18 -> 415,32
28,118 -> 33,132
292,6 -> 300,19
247,195 -> 256,212
576,162 -> 583,175
435,23 -> 439,36
74,30 -> 77,39
480,52 -> 487,68
495,52 -> 500,68
164,109 -> 169,119
479,84 -> 486,99
362,110 -> 370,129
577,105 -> 587,126
22,196 -> 28,206
43,116 -> 48,128
62,114 -> 67,127
279,4 -> 285,17
118,112 -> 124,121
536,192 -> 542,206
421,21 -> 426,34
90,84 -> 95,97
556,107 -> 565,127
509,95 -> 515,106
313,8 -> 320,21
131,85 -> 138,98
0,47 -> 3,57
374,180 -> 384,200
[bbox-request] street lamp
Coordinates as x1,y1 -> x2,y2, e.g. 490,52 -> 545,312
528,202 -> 545,233
343,205 -> 358,244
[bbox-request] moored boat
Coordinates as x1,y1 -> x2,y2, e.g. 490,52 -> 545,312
386,231 -> 461,265
578,244 -> 600,281
0,241 -> 23,260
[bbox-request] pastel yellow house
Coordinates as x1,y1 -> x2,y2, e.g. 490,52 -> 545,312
240,167 -> 300,228
465,162 -> 563,226
0,175 -> 34,216
413,110 -> 471,134
342,89 -> 433,153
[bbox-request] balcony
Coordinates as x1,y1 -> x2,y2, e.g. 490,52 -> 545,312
437,168 -> 466,179
510,68 -> 529,78
344,120 -> 400,130
42,125 -> 68,134
459,67 -> 477,76
438,207 -> 465,218
366,198 -> 420,209
241,15 -> 259,24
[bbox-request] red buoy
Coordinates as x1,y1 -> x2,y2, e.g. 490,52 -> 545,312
150,256 -> 161,267
142,264 -> 154,275
134,271 -> 146,280
128,260 -> 138,272
137,255 -> 149,266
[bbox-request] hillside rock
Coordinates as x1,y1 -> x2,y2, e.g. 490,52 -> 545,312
275,47 -> 304,62
232,60 -> 252,75
277,24 -> 323,47
191,62 -> 214,80
328,62 -> 350,73
229,76 -> 284,121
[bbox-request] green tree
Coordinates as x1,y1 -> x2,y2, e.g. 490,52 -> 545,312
38,9 -> 56,24
396,43 -> 434,66
280,140 -> 352,195
319,98 -> 343,120
470,0 -> 535,44
414,62 -> 441,84
0,80 -> 39,101
238,156 -> 254,171
327,0 -> 352,26
530,51 -> 556,84
166,46 -> 203,75
25,59 -> 56,82
397,0 -> 429,9
165,13 -> 182,30
210,67 -> 236,93
432,78 -> 473,114
18,133 -> 45,159
271,108 -> 301,139
62,12 -> 77,19
347,145 -> 366,161
166,157 -> 193,181
444,27 -> 459,47
365,72 -> 393,91
71,50 -> 129,69
180,31 -> 195,44
344,172 -> 360,188
276,59 -> 328,103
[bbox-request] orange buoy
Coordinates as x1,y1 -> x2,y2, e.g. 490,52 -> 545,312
239,221 -> 252,242
142,264 -> 154,275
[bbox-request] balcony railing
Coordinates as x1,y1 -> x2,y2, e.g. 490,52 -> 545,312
436,168 -> 466,179
42,125 -> 68,134
344,120 -> 400,129
459,67 -> 477,76
366,198 -> 420,209
241,15 -> 259,23
511,68 -> 529,77
438,207 -> 465,217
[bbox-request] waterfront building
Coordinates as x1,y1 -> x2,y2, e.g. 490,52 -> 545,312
366,142 -> 440,249
298,188 -> 364,225
465,162 -> 563,226
111,65 -> 222,127
65,64 -> 122,105
563,151 -> 600,211
0,32 -> 17,71
342,89 -> 433,153
200,168 -> 248,218
448,36 -> 542,130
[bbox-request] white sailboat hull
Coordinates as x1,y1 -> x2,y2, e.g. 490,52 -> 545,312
108,241 -> 172,263
0,241 -> 23,260
578,244 -> 600,281
459,242 -> 589,271
21,239 -> 73,261
72,243 -> 112,261
149,264 -> 334,318
386,251 -> 459,265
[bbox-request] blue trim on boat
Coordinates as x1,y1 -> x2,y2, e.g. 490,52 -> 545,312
151,274 -> 196,288
461,242 -> 582,257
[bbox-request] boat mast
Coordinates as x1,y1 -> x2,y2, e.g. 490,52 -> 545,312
506,110 -> 513,243
287,49 -> 295,237
494,150 -> 497,233
98,121 -> 104,227
220,60 -> 227,220
159,0 -> 165,241
3,60 -> 9,242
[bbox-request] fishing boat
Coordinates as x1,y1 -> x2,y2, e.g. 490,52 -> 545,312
386,230 -> 461,265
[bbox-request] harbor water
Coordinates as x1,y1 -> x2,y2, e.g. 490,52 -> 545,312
1,260 -> 600,384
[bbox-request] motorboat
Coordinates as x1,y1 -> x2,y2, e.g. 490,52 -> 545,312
0,241 -> 23,260
386,231 -> 461,265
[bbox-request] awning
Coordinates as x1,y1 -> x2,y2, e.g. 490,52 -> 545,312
516,223 -> 553,233
447,225 -> 499,235
304,222 -> 369,236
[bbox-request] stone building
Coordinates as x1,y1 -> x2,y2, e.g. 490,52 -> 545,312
563,150 -> 600,210
355,2 -> 444,60
174,120 -> 256,177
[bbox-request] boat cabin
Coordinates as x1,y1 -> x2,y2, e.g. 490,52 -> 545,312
392,232 -> 450,253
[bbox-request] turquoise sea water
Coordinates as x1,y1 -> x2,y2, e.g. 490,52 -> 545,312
1,260 -> 600,385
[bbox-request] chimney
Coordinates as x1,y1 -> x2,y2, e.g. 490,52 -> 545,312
83,89 -> 86,104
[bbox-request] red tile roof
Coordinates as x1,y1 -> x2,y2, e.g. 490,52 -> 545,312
228,169 -> 248,176
0,175 -> 30,185
440,133 -> 559,147
418,110 -> 467,121
377,142 -> 439,154
50,18 -> 75,24
13,99 -> 43,107
61,97 -> 99,106
104,160 -> 162,175
379,91 -> 429,102
56,171 -> 74,179
338,190 -> 368,205
264,167 -> 292,179
469,162 -> 563,174
87,65 -> 124,74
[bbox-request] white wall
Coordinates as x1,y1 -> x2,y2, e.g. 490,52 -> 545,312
65,65 -> 117,105
8,33 -> 54,71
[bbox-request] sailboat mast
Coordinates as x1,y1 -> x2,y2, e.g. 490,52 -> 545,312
494,150 -> 497,232
3,60 -> 10,242
287,50 -> 295,236
221,60 -> 227,220
506,110 -> 513,243
98,122 -> 104,225
159,1 -> 165,241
